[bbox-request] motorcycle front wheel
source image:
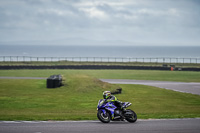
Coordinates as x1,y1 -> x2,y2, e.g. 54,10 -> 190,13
97,109 -> 111,123
125,109 -> 137,123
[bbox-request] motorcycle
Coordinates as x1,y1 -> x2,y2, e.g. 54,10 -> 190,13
97,99 -> 137,123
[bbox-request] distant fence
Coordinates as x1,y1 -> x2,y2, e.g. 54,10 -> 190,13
0,56 -> 200,64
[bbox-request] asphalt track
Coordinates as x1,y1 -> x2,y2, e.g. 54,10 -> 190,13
0,77 -> 47,80
100,79 -> 200,95
0,119 -> 200,133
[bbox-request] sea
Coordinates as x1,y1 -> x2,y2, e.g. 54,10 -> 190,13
0,45 -> 200,63
0,45 -> 200,58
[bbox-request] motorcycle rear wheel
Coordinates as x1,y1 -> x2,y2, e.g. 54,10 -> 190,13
125,109 -> 137,123
97,110 -> 111,123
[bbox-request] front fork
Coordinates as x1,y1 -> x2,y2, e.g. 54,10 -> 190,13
104,109 -> 115,119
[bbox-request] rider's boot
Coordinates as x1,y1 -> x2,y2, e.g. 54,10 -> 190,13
120,108 -> 125,121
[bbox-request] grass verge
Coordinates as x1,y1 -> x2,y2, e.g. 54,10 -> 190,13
0,72 -> 200,120
0,61 -> 200,68
0,69 -> 200,82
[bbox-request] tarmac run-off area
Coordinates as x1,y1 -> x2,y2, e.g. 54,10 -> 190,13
101,79 -> 200,95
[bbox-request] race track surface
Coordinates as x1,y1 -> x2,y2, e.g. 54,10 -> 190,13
0,77 -> 47,80
0,119 -> 200,133
101,79 -> 200,95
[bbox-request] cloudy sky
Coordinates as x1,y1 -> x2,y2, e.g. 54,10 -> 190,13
0,0 -> 200,46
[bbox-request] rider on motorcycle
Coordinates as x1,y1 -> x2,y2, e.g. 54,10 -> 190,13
103,91 -> 125,120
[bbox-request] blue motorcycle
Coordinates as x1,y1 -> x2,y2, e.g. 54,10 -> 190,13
97,99 -> 137,123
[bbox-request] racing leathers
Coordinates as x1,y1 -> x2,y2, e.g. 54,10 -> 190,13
105,95 -> 123,110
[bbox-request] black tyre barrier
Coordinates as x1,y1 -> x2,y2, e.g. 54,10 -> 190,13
47,74 -> 63,88
0,65 -> 200,71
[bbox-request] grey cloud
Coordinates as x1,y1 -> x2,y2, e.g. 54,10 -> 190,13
0,0 -> 200,45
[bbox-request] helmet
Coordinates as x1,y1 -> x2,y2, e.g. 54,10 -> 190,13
103,91 -> 111,99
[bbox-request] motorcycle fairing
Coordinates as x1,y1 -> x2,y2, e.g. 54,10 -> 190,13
97,99 -> 117,120
104,102 -> 117,119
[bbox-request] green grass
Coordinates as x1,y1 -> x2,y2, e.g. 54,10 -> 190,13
1,61 -> 200,68
0,69 -> 200,82
120,84 -> 200,119
0,75 -> 119,120
0,70 -> 200,120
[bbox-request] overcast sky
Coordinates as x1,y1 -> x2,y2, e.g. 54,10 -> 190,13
0,0 -> 200,46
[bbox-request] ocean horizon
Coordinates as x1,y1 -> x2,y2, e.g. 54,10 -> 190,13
0,45 -> 200,58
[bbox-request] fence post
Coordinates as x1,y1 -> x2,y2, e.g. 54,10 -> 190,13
2,56 -> 200,64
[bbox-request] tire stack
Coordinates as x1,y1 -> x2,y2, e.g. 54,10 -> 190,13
47,74 -> 63,88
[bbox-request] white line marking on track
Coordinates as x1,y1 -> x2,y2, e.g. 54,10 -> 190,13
1,118 -> 200,124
